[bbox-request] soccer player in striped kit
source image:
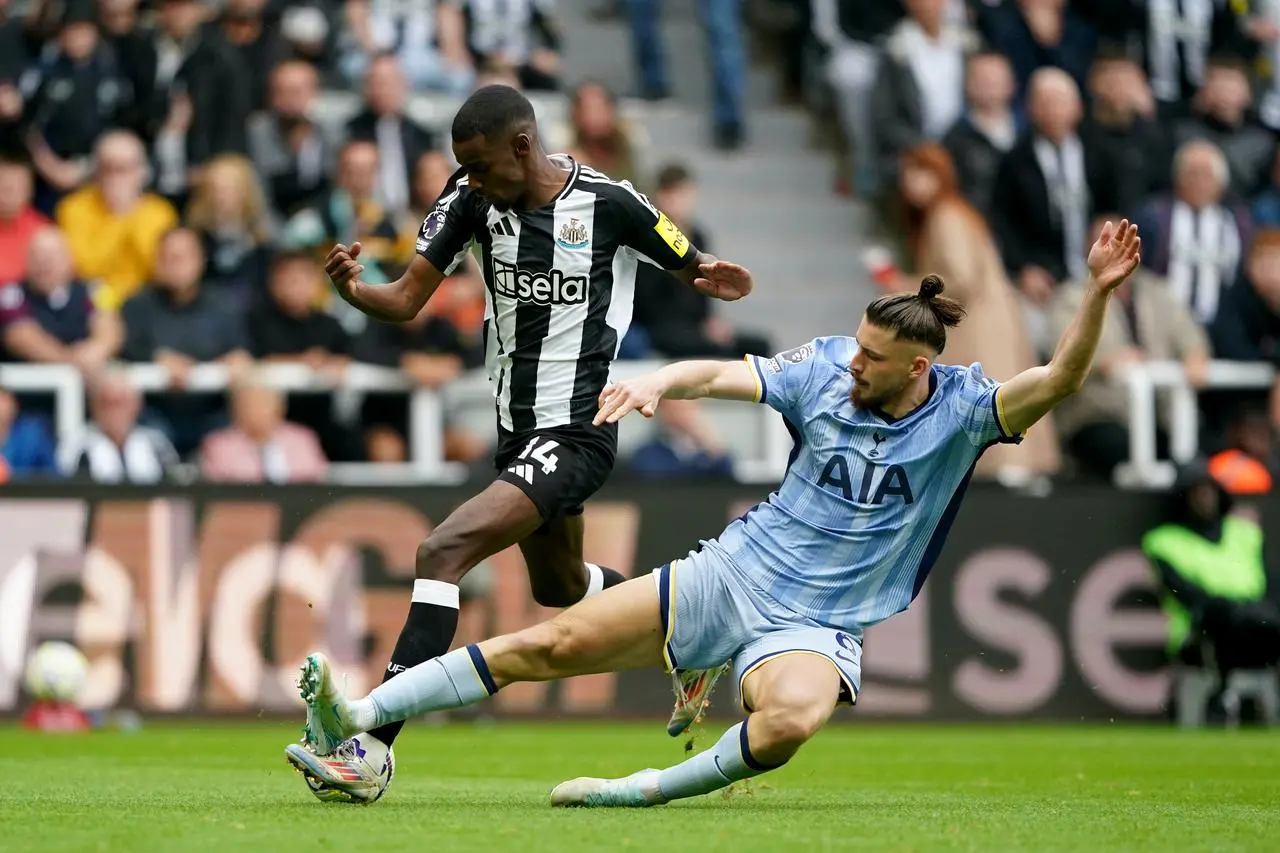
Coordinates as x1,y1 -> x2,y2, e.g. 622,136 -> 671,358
294,221 -> 1142,806
285,84 -> 754,801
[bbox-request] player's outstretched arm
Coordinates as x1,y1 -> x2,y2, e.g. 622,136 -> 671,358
326,244 -> 446,323
997,219 -> 1142,436
594,359 -> 757,425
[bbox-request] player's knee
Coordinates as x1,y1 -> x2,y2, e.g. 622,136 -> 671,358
751,701 -> 827,758
414,533 -> 470,584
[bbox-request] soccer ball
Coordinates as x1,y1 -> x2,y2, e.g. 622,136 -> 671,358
24,641 -> 88,704
295,740 -> 396,804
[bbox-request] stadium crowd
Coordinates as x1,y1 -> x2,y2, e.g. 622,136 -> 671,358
0,0 -> 763,483
802,0 -> 1280,490
0,0 -> 1277,492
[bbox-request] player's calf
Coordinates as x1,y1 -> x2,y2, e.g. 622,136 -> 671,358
551,652 -> 842,808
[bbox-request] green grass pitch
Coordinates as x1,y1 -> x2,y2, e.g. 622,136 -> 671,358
1,720 -> 1278,853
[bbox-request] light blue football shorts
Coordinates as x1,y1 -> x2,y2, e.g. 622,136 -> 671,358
651,545 -> 862,710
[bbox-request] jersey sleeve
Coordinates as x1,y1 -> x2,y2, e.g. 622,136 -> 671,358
612,181 -> 699,270
416,167 -> 481,276
0,282 -> 30,328
745,340 -> 826,421
951,363 -> 1022,448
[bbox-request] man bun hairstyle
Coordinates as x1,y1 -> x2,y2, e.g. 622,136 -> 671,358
865,274 -> 966,354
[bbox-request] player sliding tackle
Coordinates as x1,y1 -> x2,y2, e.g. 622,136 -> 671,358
295,221 -> 1142,806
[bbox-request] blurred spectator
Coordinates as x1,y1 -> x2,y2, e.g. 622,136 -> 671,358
868,0 -> 976,194
942,50 -> 1018,223
1135,140 -> 1250,326
277,1 -> 340,72
1142,462 -> 1280,704
992,68 -> 1120,350
1170,57 -> 1275,199
249,250 -> 349,368
184,153 -> 275,311
216,0 -> 291,114
200,377 -> 328,482
1248,1 -> 1280,130
354,295 -> 485,464
339,0 -> 473,95
0,1 -> 31,141
247,59 -> 336,218
1210,228 -> 1280,429
58,370 -> 179,483
0,227 -> 123,368
631,163 -> 770,358
21,0 -> 131,213
891,143 -> 1060,482
151,0 -> 252,202
120,227 -> 251,454
1079,0 -> 1249,116
1208,408 -> 1275,496
975,0 -> 1095,112
1251,148 -> 1280,227
408,149 -> 455,224
346,54 -> 441,220
1083,48 -> 1165,215
813,0 -> 905,194
624,0 -> 746,149
459,0 -> 562,91
248,250 -> 364,461
0,152 -> 50,283
630,398 -> 733,479
97,0 -> 161,145
0,388 -> 56,481
55,130 -> 179,310
1047,215 -> 1210,481
284,139 -> 411,314
565,81 -> 644,187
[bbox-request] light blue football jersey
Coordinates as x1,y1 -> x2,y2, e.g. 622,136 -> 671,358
707,335 -> 1022,634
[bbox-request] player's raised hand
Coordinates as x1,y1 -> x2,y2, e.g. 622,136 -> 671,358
325,242 -> 365,299
595,376 -> 666,425
694,260 -> 753,301
1086,220 -> 1141,292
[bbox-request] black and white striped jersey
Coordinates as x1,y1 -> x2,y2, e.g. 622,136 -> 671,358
416,154 -> 698,433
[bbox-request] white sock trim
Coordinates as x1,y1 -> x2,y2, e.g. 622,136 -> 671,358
412,578 -> 460,608
584,563 -> 605,598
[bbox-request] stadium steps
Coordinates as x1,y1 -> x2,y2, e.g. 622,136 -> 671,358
559,4 -> 881,348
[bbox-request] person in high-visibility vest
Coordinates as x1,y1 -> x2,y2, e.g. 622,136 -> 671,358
1142,463 -> 1280,693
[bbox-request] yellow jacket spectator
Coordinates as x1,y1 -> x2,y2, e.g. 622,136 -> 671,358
54,131 -> 179,310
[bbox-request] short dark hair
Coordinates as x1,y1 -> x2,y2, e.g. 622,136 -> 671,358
451,85 -> 537,143
864,275 -> 965,354
656,163 -> 693,192
271,249 -> 318,275
1207,55 -> 1249,76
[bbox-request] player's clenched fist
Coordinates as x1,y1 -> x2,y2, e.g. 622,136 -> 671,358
325,242 -> 365,299
595,376 -> 668,425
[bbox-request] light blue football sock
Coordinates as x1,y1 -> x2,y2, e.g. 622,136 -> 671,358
655,721 -> 785,801
353,645 -> 498,731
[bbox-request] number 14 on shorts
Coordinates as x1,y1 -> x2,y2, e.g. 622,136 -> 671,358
508,437 -> 561,484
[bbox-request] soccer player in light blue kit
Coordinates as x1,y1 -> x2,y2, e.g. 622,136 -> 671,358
292,220 -> 1142,806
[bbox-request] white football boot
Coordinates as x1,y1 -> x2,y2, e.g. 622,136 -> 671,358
285,736 -> 395,804
550,769 -> 667,808
297,652 -> 359,756
667,664 -> 730,737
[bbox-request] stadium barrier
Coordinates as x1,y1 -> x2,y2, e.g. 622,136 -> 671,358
3,481 -> 1276,721
1116,359 -> 1275,489
0,361 -> 789,485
